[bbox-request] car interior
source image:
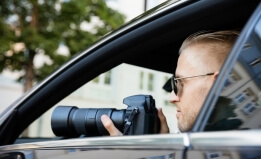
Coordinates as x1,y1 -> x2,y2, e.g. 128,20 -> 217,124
0,0 -> 260,146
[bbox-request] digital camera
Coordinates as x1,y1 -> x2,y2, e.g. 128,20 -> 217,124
51,95 -> 160,137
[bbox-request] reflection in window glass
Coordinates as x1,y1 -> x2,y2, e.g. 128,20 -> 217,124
222,70 -> 241,90
205,28 -> 261,131
242,102 -> 257,115
233,90 -> 249,105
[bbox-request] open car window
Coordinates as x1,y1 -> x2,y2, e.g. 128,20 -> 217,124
20,63 -> 177,140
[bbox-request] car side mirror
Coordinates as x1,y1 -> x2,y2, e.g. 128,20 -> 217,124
0,152 -> 25,159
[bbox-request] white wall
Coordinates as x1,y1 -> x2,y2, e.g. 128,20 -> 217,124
0,76 -> 23,114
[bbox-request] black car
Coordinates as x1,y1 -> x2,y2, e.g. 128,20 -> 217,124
1,0 -> 261,159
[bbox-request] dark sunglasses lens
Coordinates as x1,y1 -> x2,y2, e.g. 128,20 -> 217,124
171,77 -> 178,94
174,85 -> 178,94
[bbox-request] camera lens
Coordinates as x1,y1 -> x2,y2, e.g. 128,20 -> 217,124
51,106 -> 125,137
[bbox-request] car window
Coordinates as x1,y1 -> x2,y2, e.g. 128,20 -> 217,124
204,19 -> 261,131
21,63 -> 177,138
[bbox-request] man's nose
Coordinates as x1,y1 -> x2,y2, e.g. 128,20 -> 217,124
169,90 -> 180,103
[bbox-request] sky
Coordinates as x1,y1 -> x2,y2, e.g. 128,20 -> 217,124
106,0 -> 166,21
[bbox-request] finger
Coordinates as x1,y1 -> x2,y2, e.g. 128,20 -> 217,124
101,115 -> 123,136
158,108 -> 169,133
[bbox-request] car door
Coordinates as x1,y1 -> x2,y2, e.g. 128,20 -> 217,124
187,2 -> 261,159
0,134 -> 186,159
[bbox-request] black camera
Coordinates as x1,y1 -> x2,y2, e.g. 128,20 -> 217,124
51,95 -> 160,137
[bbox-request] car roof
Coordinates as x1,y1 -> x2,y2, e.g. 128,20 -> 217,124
122,0 -> 259,73
53,0 -> 260,75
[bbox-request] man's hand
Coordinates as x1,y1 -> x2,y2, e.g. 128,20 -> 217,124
101,115 -> 123,136
101,108 -> 169,136
157,108 -> 169,133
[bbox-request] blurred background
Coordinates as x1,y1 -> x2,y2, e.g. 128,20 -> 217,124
0,0 -> 166,112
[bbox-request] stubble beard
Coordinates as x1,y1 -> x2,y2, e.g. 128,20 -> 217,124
177,111 -> 197,132
177,85 -> 210,132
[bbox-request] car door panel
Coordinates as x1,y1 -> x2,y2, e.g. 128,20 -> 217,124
188,131 -> 261,159
0,134 -> 185,159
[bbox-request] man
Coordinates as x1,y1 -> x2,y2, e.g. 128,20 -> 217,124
101,30 -> 239,135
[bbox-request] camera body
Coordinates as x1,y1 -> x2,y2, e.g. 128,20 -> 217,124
51,95 -> 160,137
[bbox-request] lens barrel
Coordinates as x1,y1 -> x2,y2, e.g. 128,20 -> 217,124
51,106 -> 125,137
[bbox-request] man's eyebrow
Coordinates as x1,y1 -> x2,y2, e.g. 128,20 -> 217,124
175,73 -> 189,80
175,73 -> 183,78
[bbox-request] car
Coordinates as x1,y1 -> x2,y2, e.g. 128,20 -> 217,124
1,0 -> 261,158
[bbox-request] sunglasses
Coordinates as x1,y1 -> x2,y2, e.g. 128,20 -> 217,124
171,73 -> 214,95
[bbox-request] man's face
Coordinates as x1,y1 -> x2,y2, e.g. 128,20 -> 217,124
170,45 -> 215,132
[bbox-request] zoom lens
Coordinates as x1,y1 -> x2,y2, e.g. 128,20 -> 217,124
51,106 -> 125,137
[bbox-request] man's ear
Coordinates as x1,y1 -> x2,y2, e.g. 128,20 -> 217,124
213,71 -> 219,80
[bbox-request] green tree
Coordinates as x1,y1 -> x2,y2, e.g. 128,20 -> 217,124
0,0 -> 125,92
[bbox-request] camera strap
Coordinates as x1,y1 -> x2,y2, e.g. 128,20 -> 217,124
123,107 -> 139,135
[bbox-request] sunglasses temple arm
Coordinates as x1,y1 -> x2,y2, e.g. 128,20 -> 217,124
175,73 -> 215,80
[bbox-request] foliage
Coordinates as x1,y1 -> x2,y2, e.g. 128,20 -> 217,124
0,0 -> 125,91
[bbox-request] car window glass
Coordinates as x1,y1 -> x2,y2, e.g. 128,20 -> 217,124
21,63 -> 177,138
204,20 -> 261,131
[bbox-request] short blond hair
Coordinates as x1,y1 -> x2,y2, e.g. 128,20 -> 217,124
179,30 -> 240,72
